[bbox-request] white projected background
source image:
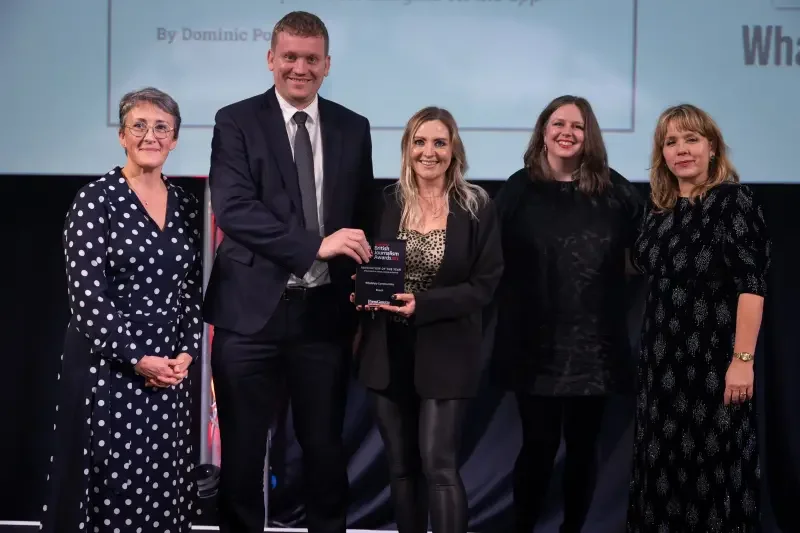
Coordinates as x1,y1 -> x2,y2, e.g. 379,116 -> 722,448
0,0 -> 798,181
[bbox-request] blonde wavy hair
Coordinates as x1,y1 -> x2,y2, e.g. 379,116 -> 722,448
650,104 -> 739,211
394,107 -> 488,228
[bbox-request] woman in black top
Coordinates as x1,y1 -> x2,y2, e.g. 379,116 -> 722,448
354,107 -> 503,533
491,95 -> 644,533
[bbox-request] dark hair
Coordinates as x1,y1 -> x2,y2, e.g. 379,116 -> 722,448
118,87 -> 181,139
523,95 -> 609,194
271,11 -> 329,55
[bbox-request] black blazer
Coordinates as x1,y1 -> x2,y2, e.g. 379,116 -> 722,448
356,188 -> 504,399
202,87 -> 374,336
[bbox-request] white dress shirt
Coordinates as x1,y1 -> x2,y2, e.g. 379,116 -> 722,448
274,90 -> 330,287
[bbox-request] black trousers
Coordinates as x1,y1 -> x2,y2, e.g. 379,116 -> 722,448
211,286 -> 350,533
369,320 -> 469,533
513,394 -> 607,533
371,393 -> 469,533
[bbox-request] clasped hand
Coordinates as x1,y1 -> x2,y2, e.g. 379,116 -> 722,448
349,274 -> 416,317
134,353 -> 192,388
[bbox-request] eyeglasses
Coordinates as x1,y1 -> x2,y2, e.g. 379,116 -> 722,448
125,122 -> 175,139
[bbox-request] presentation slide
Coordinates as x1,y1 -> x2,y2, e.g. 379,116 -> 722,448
0,0 -> 798,182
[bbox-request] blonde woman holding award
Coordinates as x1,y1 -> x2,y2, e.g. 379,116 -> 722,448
352,107 -> 503,533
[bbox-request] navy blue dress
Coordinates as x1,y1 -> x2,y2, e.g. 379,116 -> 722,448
40,167 -> 203,533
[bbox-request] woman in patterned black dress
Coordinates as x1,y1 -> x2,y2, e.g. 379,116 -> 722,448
627,104 -> 770,532
40,87 -> 203,533
491,95 -> 645,533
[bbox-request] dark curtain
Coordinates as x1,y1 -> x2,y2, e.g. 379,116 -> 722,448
0,176 -> 796,533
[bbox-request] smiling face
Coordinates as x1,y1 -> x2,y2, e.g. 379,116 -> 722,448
662,120 -> 714,187
267,31 -> 330,109
409,120 -> 452,185
543,103 -> 585,162
118,103 -> 177,171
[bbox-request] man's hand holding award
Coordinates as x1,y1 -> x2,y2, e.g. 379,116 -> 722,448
351,239 -> 412,316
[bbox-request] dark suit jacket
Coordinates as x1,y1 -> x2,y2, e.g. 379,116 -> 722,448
356,188 -> 504,399
202,87 -> 374,336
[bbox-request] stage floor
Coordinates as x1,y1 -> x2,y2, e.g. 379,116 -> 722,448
0,522 -> 407,533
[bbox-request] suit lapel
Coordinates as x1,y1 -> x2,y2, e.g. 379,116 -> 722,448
431,202 -> 468,288
319,98 -> 341,233
258,88 -> 302,214
379,190 -> 402,239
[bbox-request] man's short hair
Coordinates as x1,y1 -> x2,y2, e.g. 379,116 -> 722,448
271,11 -> 329,55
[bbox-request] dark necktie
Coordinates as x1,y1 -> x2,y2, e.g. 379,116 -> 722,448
292,111 -> 320,235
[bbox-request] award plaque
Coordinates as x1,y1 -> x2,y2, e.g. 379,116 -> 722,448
355,239 -> 406,306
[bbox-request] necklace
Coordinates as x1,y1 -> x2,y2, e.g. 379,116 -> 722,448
124,173 -> 164,208
419,196 -> 446,218
128,182 -> 152,206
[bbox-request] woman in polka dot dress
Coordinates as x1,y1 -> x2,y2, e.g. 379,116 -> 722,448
40,87 -> 203,533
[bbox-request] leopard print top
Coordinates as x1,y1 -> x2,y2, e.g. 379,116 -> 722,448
397,228 -> 447,295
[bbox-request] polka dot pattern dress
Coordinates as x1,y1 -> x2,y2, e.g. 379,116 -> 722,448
39,167 -> 203,533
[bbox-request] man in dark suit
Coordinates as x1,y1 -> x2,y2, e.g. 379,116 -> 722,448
202,11 -> 374,533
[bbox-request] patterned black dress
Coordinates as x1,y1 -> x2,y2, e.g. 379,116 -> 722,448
40,167 -> 204,533
627,183 -> 770,532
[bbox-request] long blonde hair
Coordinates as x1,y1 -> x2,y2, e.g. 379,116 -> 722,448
395,107 -> 488,228
650,104 -> 738,211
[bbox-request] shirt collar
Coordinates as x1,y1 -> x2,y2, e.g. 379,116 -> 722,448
274,89 -> 320,127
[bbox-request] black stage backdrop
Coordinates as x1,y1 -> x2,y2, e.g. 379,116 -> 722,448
0,175 -> 797,533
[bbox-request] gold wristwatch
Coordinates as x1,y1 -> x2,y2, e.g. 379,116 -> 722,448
734,351 -> 754,362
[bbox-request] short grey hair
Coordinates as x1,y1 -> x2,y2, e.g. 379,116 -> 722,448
118,87 -> 181,139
